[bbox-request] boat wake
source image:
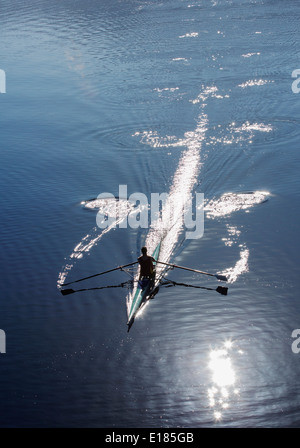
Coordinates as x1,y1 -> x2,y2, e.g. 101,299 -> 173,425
58,83 -> 271,322
57,197 -> 136,288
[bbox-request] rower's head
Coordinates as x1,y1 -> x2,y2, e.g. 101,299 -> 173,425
141,246 -> 147,255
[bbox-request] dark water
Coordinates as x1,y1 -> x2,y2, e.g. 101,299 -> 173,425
1,0 -> 300,428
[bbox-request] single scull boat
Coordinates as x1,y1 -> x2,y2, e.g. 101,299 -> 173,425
59,243 -> 228,331
127,242 -> 162,331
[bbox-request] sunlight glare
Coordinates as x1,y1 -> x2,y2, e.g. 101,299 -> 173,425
207,340 -> 240,422
209,350 -> 235,388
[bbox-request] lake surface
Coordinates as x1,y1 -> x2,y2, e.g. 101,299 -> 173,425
1,0 -> 300,428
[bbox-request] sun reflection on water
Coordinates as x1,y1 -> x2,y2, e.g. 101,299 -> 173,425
208,340 -> 240,422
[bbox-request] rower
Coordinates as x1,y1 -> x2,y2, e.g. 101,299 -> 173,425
138,247 -> 155,281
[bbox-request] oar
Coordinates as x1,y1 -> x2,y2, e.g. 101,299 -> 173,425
162,280 -> 228,295
61,281 -> 132,296
156,261 -> 228,282
59,261 -> 138,287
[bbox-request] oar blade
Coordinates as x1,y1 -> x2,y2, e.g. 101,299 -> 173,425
215,274 -> 228,282
216,286 -> 228,296
60,288 -> 76,296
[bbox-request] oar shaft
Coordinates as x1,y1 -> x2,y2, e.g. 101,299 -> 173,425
156,261 -> 227,282
60,261 -> 138,287
156,261 -> 213,276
